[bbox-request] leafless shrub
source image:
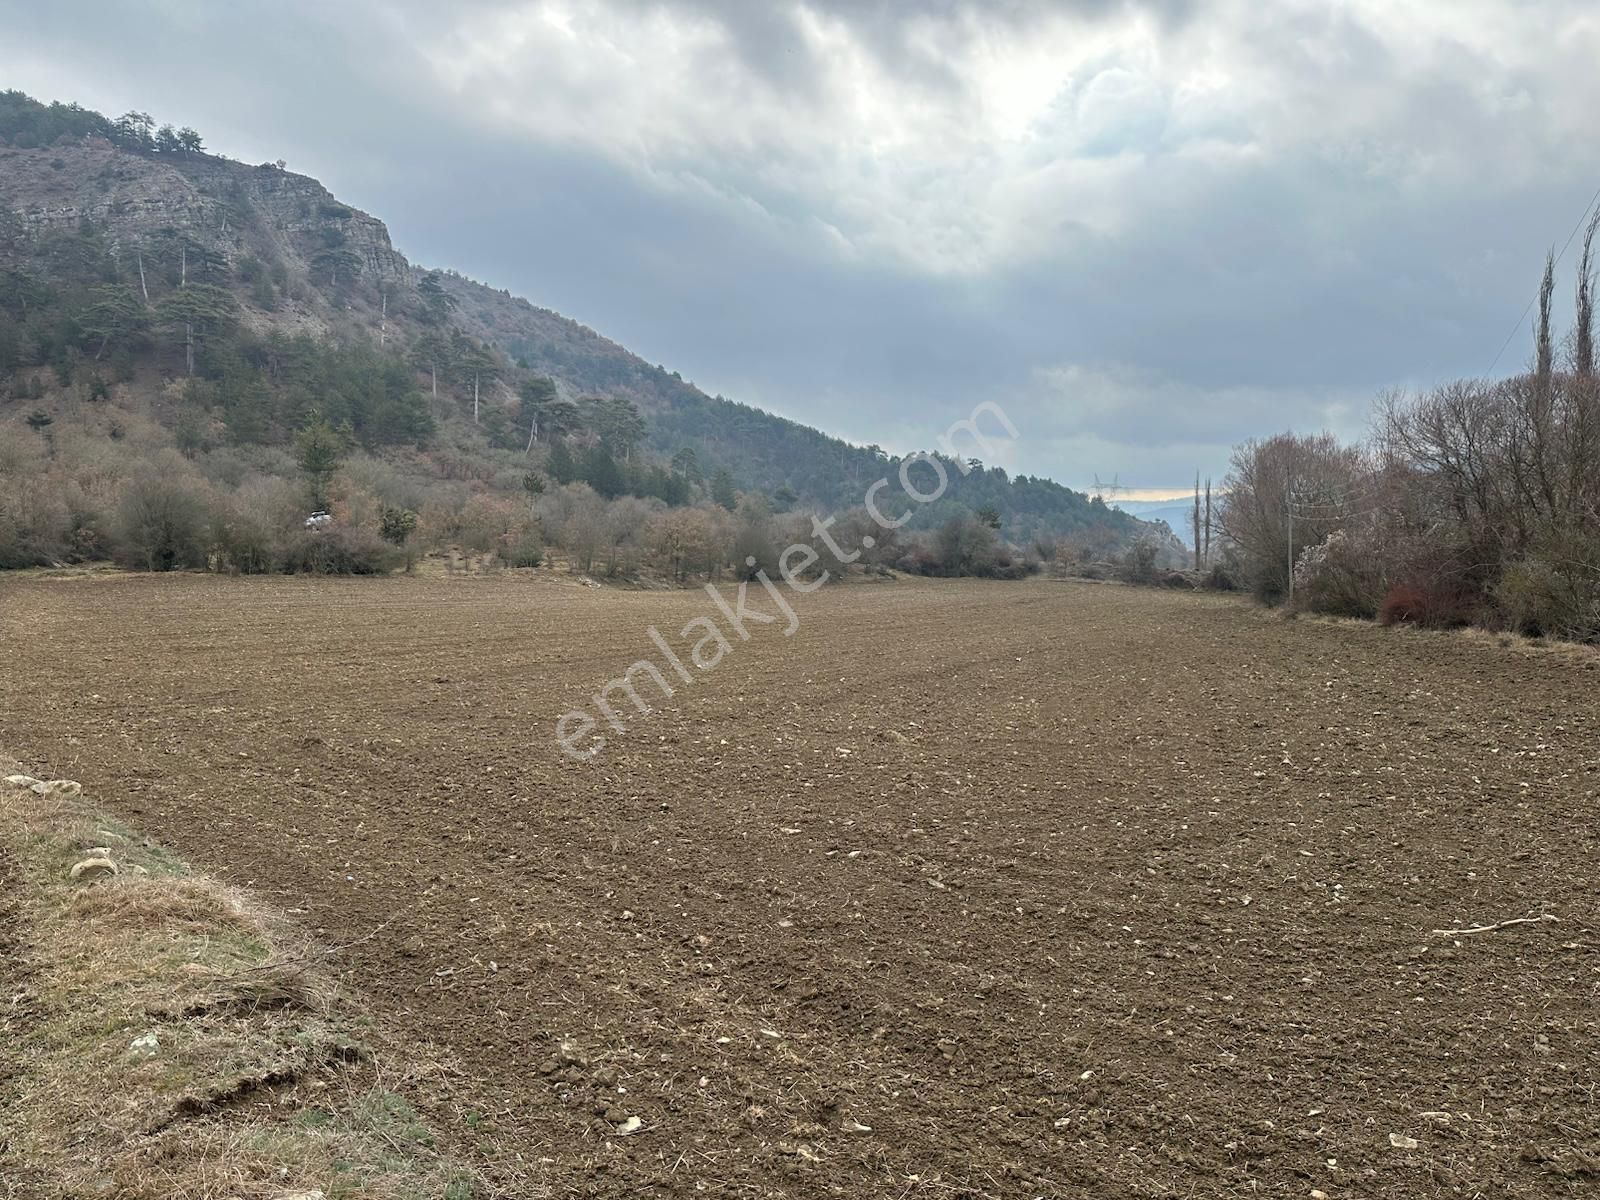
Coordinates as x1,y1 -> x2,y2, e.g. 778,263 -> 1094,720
1219,432 -> 1372,602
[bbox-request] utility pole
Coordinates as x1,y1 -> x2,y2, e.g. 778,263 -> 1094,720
1286,477 -> 1295,604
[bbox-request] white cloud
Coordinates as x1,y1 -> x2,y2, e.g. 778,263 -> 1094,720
411,0 -> 1600,277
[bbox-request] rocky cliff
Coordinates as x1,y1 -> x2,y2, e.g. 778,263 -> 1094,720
1,139 -> 408,340
6,139 -> 400,264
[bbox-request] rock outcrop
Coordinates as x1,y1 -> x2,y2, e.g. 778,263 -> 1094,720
0,141 -> 409,302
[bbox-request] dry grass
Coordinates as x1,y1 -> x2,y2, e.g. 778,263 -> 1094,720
0,758 -> 481,1200
1284,607 -> 1600,666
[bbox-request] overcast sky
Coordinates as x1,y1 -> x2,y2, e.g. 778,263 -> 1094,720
6,1 -> 1600,492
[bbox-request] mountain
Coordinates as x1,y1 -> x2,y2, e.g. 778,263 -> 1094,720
0,89 -> 1151,566
1111,498 -> 1194,548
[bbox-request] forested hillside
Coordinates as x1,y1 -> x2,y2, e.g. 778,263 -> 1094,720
0,89 -> 1150,576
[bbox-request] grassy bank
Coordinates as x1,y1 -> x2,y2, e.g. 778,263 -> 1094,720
0,759 -> 480,1200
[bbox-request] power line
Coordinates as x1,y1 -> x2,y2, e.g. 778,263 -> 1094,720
1289,504 -> 1388,522
1291,484 -> 1377,502
1289,489 -> 1381,513
1289,498 -> 1379,516
1290,477 -> 1380,503
1296,477 -> 1372,496
1485,181 -> 1600,378
1288,492 -> 1383,513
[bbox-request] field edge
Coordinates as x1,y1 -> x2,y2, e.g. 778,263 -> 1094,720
0,757 -> 489,1200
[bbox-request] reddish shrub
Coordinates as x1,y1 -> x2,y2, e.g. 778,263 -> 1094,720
1378,580 -> 1472,629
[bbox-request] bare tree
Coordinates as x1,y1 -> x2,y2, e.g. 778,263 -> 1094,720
603,496 -> 658,576
1219,432 -> 1370,602
565,487 -> 607,575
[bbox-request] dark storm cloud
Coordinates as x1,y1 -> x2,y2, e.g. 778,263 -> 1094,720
4,0 -> 1599,488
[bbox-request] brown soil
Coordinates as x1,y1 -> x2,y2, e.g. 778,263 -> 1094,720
1,573 -> 1596,1199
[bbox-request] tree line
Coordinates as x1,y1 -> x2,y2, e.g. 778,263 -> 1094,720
0,90 -> 202,156
0,227 -> 1060,578
1218,232 -> 1600,643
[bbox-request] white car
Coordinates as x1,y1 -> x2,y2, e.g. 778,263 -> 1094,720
303,511 -> 333,530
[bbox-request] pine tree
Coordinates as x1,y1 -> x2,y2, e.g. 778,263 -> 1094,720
546,439 -> 578,486
296,414 -> 345,510
409,331 -> 451,400
519,374 -> 558,451
590,396 -> 646,459
416,271 -> 458,325
583,444 -> 625,498
452,336 -> 497,423
157,284 -> 235,375
379,507 -> 418,545
78,286 -> 147,359
670,446 -> 701,483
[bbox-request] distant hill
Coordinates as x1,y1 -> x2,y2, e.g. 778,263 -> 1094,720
421,274 -> 1145,543
1112,498 -> 1194,548
0,88 -> 1152,559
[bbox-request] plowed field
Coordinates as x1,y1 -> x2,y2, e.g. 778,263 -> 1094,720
2,572 -> 1596,1198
